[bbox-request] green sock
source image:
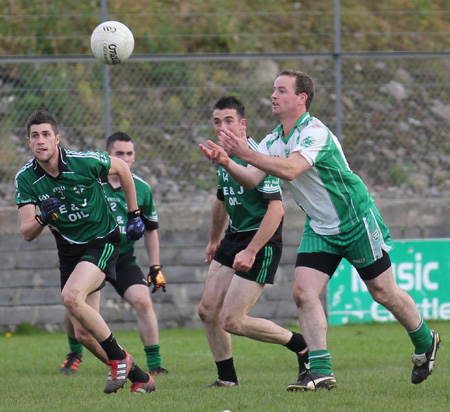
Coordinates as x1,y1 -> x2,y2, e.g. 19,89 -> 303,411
68,336 -> 83,354
144,345 -> 161,371
309,350 -> 332,375
408,319 -> 432,354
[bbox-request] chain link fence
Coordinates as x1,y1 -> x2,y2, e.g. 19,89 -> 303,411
1,53 -> 449,206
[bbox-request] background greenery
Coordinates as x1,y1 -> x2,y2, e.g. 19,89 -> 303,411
1,1 -> 450,55
1,2 -> 449,203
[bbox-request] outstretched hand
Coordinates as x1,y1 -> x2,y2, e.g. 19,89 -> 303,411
218,126 -> 249,159
199,140 -> 230,167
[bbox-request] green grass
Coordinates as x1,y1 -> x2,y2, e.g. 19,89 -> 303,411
0,321 -> 448,412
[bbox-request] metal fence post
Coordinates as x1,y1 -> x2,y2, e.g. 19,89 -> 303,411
101,0 -> 111,140
334,0 -> 342,141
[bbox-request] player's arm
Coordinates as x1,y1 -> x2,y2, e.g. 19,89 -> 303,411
18,204 -> 45,242
144,229 -> 160,267
232,199 -> 284,272
200,140 -> 266,189
109,157 -> 144,242
218,128 -> 312,181
108,156 -> 139,212
205,196 -> 228,264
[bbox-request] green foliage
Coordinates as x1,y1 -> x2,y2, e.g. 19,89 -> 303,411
14,322 -> 39,335
0,322 -> 449,411
1,1 -> 450,55
388,162 -> 416,186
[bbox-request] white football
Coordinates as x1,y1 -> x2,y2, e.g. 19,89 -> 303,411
90,21 -> 134,65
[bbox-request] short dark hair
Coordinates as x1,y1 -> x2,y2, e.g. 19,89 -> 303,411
26,110 -> 59,136
213,96 -> 245,119
279,70 -> 315,110
106,131 -> 133,151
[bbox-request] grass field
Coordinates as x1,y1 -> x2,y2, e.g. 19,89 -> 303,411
0,321 -> 447,412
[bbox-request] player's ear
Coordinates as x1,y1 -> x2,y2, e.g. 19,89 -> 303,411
241,118 -> 247,127
55,133 -> 62,145
298,92 -> 308,107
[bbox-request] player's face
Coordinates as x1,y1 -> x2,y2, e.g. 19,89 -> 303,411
108,140 -> 135,169
27,123 -> 61,163
271,75 -> 307,119
212,108 -> 246,138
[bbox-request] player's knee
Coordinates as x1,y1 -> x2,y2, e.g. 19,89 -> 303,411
61,289 -> 80,311
198,301 -> 207,321
292,284 -> 308,307
369,287 -> 392,306
129,294 -> 151,313
220,313 -> 241,335
198,299 -> 220,322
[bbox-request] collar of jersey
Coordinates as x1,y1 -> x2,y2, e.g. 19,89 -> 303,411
33,147 -> 68,177
274,112 -> 312,144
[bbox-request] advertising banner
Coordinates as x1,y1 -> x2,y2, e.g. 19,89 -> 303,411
328,239 -> 450,326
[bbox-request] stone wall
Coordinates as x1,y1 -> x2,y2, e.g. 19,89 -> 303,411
1,197 -> 449,333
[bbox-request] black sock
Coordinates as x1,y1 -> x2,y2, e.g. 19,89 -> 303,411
216,357 -> 238,383
128,363 -> 149,383
284,331 -> 307,353
99,334 -> 126,361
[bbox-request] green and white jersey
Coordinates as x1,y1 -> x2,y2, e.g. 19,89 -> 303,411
15,148 -> 117,244
218,137 -> 282,233
258,112 -> 373,235
101,173 -> 158,254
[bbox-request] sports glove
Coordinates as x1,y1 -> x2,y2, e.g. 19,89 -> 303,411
36,195 -> 61,226
126,210 -> 145,242
148,265 -> 167,293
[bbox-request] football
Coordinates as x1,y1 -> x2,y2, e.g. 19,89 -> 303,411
90,21 -> 134,65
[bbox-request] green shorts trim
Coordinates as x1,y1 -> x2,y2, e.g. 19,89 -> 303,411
299,205 -> 393,268
58,228 -> 121,289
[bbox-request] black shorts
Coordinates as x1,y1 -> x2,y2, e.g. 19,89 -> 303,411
107,249 -> 148,298
295,250 -> 391,281
214,232 -> 282,285
58,228 -> 121,290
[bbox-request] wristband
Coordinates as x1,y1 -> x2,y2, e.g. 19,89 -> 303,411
127,209 -> 141,219
35,215 -> 46,226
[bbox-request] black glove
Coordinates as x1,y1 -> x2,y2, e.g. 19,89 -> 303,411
126,210 -> 145,243
148,265 -> 166,293
36,195 -> 61,226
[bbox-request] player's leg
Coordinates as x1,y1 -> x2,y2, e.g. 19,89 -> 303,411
198,260 -> 237,387
354,205 -> 440,384
59,246 -> 85,374
221,275 -> 308,379
123,283 -> 167,375
60,310 -> 84,374
293,266 -> 329,350
287,253 -> 340,392
349,206 -> 424,330
111,251 -> 167,375
221,276 -> 271,339
222,270 -> 307,344
61,261 -> 110,341
363,264 -> 440,384
125,284 -> 159,356
62,261 -> 152,393
68,290 -> 108,364
364,265 -> 423,330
